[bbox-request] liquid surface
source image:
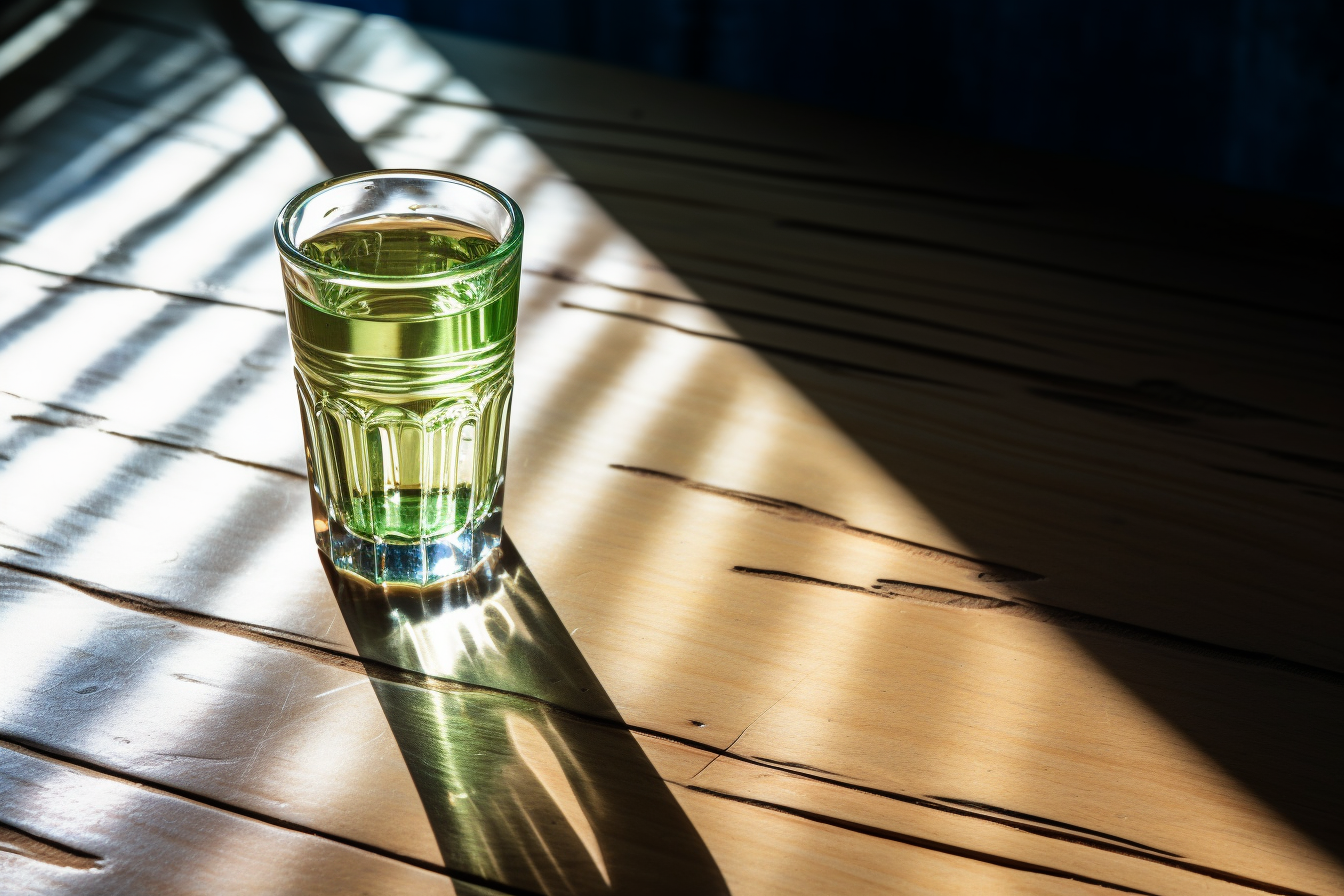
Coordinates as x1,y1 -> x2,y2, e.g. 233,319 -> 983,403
287,214 -> 518,584
302,214 -> 499,280
300,215 -> 500,319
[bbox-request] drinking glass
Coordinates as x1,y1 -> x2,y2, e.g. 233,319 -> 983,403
275,170 -> 522,585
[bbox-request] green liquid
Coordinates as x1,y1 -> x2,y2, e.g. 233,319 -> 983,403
301,215 -> 497,315
285,215 -> 518,583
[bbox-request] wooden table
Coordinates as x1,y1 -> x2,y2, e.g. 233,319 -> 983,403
0,1 -> 1340,893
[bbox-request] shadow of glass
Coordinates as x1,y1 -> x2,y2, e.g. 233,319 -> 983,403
623,275 -> 1344,860
663,291 -> 1344,857
389,38 -> 1343,858
320,536 -> 729,895
245,2 -> 1343,870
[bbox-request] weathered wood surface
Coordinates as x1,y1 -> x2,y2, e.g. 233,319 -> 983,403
0,0 -> 1340,894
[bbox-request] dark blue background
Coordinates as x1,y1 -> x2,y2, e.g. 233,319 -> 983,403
328,0 -> 1344,205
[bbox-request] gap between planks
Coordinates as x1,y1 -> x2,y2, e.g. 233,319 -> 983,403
0,561 -> 1326,896
0,735 -> 539,896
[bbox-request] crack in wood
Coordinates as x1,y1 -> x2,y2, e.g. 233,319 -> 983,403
612,464 -> 1043,582
578,177 -> 1332,274
0,558 -> 697,739
11,5 -> 1332,891
683,782 -> 1323,896
526,133 -> 1029,208
731,567 -> 875,595
672,269 -> 1061,355
0,562 -> 1315,891
562,296 -> 1314,428
774,219 -> 1344,327
926,797 -> 1183,859
9,413 -> 304,480
530,264 -> 1059,355
749,756 -> 851,778
731,567 -> 1344,684
866,578 -> 1018,610
704,673 -> 814,780
0,521 -> 57,552
682,785 -> 1158,895
659,246 -> 1162,327
0,736 -> 543,896
560,300 -> 961,388
0,390 -> 105,422
0,561 -> 355,652
0,258 -> 284,316
0,819 -> 102,870
714,738 -> 1329,895
170,673 -> 221,688
148,751 -> 234,763
309,74 -> 837,165
1206,464 -> 1344,501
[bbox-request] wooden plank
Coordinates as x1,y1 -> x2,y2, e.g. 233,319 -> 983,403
378,8 -> 1342,316
669,784 -> 1141,896
0,1 -> 1339,893
1,403 -> 1337,892
0,567 -> 440,866
0,6 -> 321,312
218,8 -> 1344,890
0,562 -> 735,894
1,556 -> 1328,896
255,3 -> 1343,665
0,743 -> 492,895
2,31 -> 1335,666
642,738 -> 1307,896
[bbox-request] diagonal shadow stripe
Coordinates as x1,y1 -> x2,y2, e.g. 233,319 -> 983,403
205,0 -> 371,176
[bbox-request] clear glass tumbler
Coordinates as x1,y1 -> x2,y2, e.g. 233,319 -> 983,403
275,170 -> 522,585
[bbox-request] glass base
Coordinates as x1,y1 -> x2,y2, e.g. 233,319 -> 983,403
319,508 -> 503,586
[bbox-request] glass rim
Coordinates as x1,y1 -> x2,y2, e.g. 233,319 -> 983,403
274,168 -> 524,287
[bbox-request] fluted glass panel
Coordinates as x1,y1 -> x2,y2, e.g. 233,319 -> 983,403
277,170 -> 522,584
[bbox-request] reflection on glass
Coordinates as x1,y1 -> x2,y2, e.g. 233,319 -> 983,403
277,170 -> 522,585
323,538 -> 729,895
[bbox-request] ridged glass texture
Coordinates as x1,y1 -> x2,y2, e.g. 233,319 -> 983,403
276,171 -> 522,585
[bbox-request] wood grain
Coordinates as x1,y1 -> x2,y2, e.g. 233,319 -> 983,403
0,0 -> 1339,893
0,741 -> 494,895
